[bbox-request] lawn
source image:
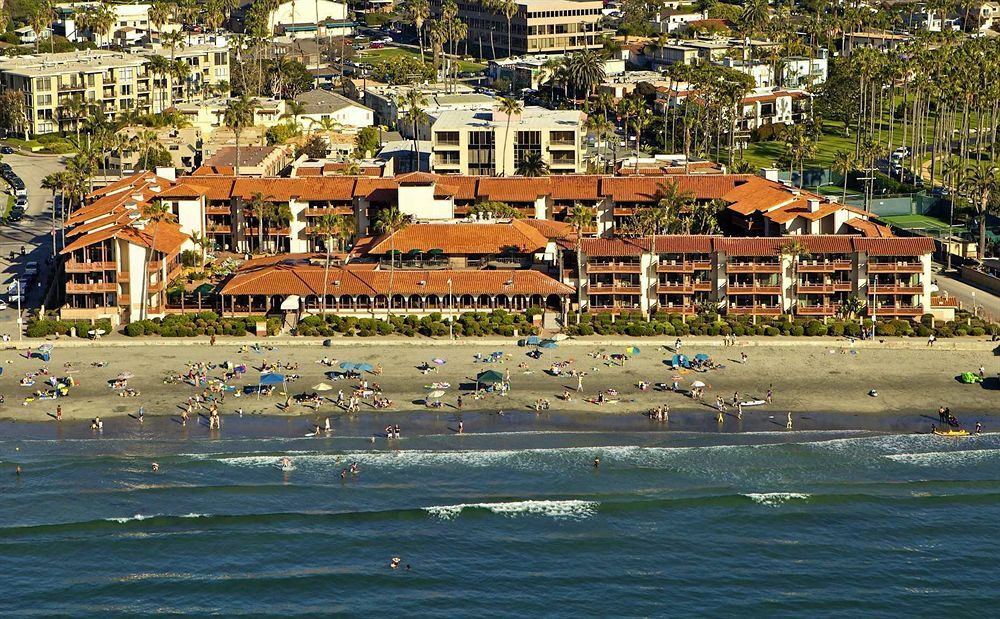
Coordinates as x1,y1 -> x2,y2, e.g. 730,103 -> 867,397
358,46 -> 486,73
880,213 -> 954,232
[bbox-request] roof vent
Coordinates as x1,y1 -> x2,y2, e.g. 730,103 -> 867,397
333,280 -> 340,286
418,280 -> 426,286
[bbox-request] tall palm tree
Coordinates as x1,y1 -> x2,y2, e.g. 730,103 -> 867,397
282,99 -> 307,131
403,0 -> 430,63
942,157 -> 964,271
374,207 -> 410,319
566,203 -> 594,321
247,191 -> 268,253
832,150 -> 857,202
59,96 -> 88,143
962,164 -> 998,261
584,113 -> 613,172
313,214 -> 341,315
630,106 -> 653,174
515,151 -> 549,176
567,50 -> 606,102
269,202 -> 293,253
497,96 -> 523,176
190,231 -> 208,267
401,88 -> 428,172
223,95 -> 259,176
500,0 -> 518,58
140,199 -> 172,320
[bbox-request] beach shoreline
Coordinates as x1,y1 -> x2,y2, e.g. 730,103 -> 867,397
1,337 -> 997,427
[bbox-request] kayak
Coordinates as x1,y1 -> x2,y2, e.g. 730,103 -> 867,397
741,400 -> 766,407
933,429 -> 970,436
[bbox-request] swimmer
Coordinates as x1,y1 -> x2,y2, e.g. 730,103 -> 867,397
976,422 -> 983,434
370,436 -> 376,444
341,468 -> 347,479
390,557 -> 401,569
593,457 -> 600,468
151,462 -> 159,472
281,457 -> 292,469
325,417 -> 332,432
15,465 -> 21,476
458,421 -> 464,433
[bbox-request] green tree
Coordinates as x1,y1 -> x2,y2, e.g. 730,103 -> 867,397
497,96 -> 523,176
355,126 -> 381,158
247,191 -> 268,253
962,164 -> 999,261
140,199 -> 172,320
832,150 -> 857,202
566,203 -> 594,321
401,88 -> 428,172
374,207 -> 410,318
515,151 -> 549,177
223,95 -> 259,176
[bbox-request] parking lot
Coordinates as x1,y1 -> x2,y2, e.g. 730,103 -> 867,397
0,151 -> 67,338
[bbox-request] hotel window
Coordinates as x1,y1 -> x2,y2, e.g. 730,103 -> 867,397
435,131 -> 460,146
514,130 -> 541,163
467,130 -> 494,175
550,130 -> 575,145
36,77 -> 52,90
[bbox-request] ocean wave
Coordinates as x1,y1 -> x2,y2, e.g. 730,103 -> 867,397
424,499 -> 598,521
743,493 -> 810,506
886,449 -> 1000,467
106,513 -> 160,523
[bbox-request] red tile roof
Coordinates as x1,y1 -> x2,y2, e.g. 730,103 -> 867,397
853,237 -> 935,255
549,175 -> 601,201
232,178 -> 357,201
366,220 -> 550,255
653,235 -> 714,253
579,238 -> 648,257
844,217 -> 894,238
477,178 -> 552,203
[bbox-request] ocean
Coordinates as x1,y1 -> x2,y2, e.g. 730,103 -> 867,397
2,412 -> 998,617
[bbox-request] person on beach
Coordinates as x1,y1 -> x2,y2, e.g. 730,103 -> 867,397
717,410 -> 724,424
786,412 -> 793,430
458,421 -> 464,433
325,417 -> 332,432
457,395 -> 463,409
55,405 -> 62,421
938,406 -> 947,423
927,334 -> 936,347
740,351 -> 748,364
976,422 -> 983,434
137,406 -> 144,423
577,374 -> 583,392
736,401 -> 743,420
766,385 -> 773,404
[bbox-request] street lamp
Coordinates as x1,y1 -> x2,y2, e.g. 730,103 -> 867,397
14,276 -> 22,341
448,278 -> 454,340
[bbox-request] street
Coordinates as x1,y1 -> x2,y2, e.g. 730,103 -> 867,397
0,152 -> 67,337
933,264 -> 1000,323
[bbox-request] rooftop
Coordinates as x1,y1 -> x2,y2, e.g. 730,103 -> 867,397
432,107 -> 584,130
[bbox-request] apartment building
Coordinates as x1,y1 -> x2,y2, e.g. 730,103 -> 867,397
0,47 -> 228,136
430,108 -> 585,175
574,236 -> 936,319
55,2 -> 154,46
61,170 -> 908,323
110,126 -> 201,173
432,0 -> 603,58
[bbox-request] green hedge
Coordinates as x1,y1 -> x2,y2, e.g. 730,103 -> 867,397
25,319 -> 114,338
122,312 -> 281,337
292,310 -> 540,338
562,312 -> 998,338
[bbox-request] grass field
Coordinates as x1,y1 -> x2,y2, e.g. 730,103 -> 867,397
358,47 -> 486,74
880,214 -> 953,231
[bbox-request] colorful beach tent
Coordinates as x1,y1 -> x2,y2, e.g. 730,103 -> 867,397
626,346 -> 641,355
540,341 -> 557,349
258,373 -> 286,399
694,353 -> 710,362
672,354 -> 691,368
524,336 -> 542,346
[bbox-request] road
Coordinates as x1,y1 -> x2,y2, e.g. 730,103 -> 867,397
0,152 -> 67,338
933,263 -> 1000,323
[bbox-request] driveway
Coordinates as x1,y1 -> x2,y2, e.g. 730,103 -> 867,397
0,152 -> 69,337
933,264 -> 1000,323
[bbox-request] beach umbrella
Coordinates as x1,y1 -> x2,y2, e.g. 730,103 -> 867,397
626,346 -> 641,355
38,344 -> 54,353
551,333 -> 569,341
258,373 -> 287,399
427,390 -> 446,399
690,380 -> 706,388
194,283 -> 215,296
540,341 -> 557,349
427,248 -> 444,255
339,361 -> 358,370
694,353 -> 710,362
355,362 -> 375,373
312,382 -> 333,391
525,336 -> 542,346
476,369 -> 505,390
433,358 -> 447,365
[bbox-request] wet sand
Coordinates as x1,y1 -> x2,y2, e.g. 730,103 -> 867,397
1,337 -> 997,428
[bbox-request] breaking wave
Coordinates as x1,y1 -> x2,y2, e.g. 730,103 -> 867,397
424,499 -> 598,521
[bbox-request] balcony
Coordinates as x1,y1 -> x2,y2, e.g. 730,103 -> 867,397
64,260 -> 116,272
118,272 -> 130,283
868,262 -> 923,273
729,284 -> 782,294
549,138 -> 576,147
119,294 -> 131,304
589,262 -> 642,273
208,226 -> 232,234
693,281 -> 712,291
589,306 -> 640,314
304,206 -> 354,216
728,305 -> 783,316
589,284 -> 643,294
656,302 -> 698,314
206,205 -> 230,215
147,260 -> 163,271
797,259 -> 852,272
657,283 -> 693,293
657,260 -> 711,273
871,305 -> 924,317
727,261 -> 782,273
149,280 -> 165,293
797,283 -> 838,294
65,282 -> 117,293
871,285 -> 923,294
796,305 -> 838,316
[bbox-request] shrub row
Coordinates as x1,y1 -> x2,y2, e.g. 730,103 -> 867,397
122,312 -> 281,337
563,311 -> 997,338
293,310 -> 541,338
25,319 -> 114,338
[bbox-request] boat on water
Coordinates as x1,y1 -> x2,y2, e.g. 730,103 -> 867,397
933,428 -> 970,437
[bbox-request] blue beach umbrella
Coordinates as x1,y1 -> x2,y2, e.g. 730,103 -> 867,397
339,361 -> 358,370
540,341 -> 557,349
672,354 -> 690,368
257,373 -> 287,399
694,353 -> 710,362
525,336 -> 542,346
626,346 -> 641,355
355,363 -> 375,373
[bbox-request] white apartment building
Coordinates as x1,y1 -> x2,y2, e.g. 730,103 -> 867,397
55,2 -> 154,46
430,107 -> 585,175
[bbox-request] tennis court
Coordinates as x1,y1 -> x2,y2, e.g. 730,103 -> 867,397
880,214 -> 953,233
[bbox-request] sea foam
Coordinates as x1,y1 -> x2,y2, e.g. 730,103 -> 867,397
743,493 -> 810,506
424,499 -> 598,521
886,449 -> 1000,467
106,513 -> 158,523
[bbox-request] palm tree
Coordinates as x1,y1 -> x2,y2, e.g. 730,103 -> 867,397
146,55 -> 172,113
171,59 -> 192,100
515,151 -> 549,176
161,29 -> 186,64
312,214 -> 341,315
140,199 -> 172,320
29,1 -> 53,54
567,50 -> 606,101
59,96 -> 88,143
149,1 -> 171,43
630,106 -> 653,174
566,203 -> 594,321
497,96 -> 523,176
403,0 -> 430,64
401,88 -> 428,172
962,164 -> 998,261
374,207 -> 410,319
269,202 -> 293,253
223,95 -> 259,176
585,113 -> 613,172
832,150 -> 857,202
282,99 -> 307,131
247,191 -> 268,253
500,0 -> 518,57
190,231 -> 209,267
942,157 -> 964,271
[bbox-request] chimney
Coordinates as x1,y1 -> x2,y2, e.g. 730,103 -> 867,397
807,198 -> 821,212
156,167 -> 176,181
759,168 -> 780,182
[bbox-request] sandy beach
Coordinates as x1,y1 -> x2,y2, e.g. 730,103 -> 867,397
1,336 -> 997,429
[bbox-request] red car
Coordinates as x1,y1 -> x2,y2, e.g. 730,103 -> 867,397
370,42 -> 385,49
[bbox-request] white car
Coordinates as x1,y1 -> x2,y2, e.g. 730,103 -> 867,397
0,301 -> 7,310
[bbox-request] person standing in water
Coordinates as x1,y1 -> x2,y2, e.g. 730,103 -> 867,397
458,420 -> 464,433
786,412 -> 793,430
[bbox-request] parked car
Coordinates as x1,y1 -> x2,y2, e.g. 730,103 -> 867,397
0,300 -> 7,311
369,42 -> 384,49
0,145 -> 13,154
7,210 -> 22,221
24,261 -> 38,276
15,196 -> 27,206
